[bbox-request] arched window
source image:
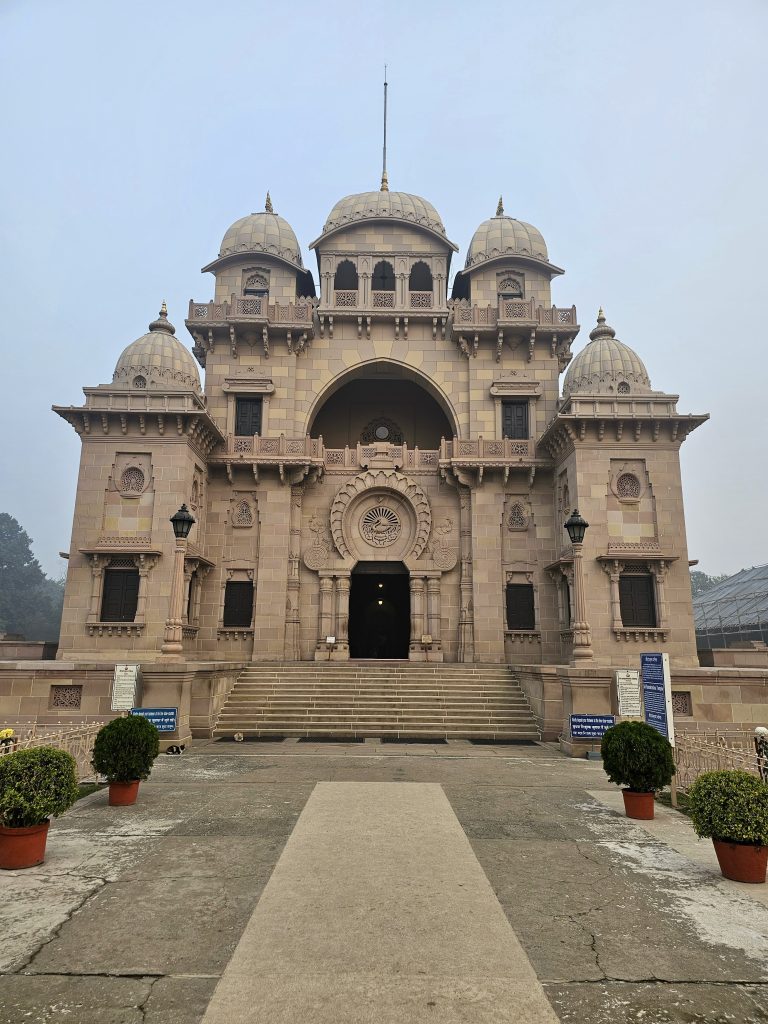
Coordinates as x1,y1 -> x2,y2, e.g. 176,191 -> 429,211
498,276 -> 523,299
409,261 -> 433,291
334,260 -> 358,290
372,260 -> 395,291
244,272 -> 269,297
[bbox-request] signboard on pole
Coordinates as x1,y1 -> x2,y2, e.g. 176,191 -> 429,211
616,669 -> 642,718
641,653 -> 674,745
570,714 -> 615,739
112,665 -> 140,711
130,707 -> 178,733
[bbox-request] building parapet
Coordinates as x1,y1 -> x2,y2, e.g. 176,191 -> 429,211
186,296 -> 317,363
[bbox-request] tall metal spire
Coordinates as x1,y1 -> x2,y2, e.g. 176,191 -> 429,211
380,66 -> 389,192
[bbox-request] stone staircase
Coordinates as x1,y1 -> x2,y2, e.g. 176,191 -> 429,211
213,663 -> 540,742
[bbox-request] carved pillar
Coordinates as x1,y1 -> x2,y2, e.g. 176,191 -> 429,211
408,576 -> 426,656
134,553 -> 155,623
426,576 -> 443,654
653,561 -> 669,630
284,485 -> 303,660
182,562 -> 195,625
604,560 -> 623,632
335,574 -> 350,653
317,575 -> 335,650
87,555 -> 107,620
458,485 -> 475,662
160,539 -> 188,659
361,272 -> 370,308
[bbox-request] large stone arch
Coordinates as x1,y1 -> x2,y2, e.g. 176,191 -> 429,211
305,359 -> 459,440
330,469 -> 432,561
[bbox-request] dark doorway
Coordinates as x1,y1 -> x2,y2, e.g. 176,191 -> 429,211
349,562 -> 410,659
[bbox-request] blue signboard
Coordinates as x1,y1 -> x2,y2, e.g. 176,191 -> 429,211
641,653 -> 671,741
131,707 -> 178,733
570,714 -> 615,739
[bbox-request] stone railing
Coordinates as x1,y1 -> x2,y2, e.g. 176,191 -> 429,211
442,437 -> 534,461
409,291 -> 433,309
372,291 -> 395,308
673,729 -> 767,793
226,435 -> 323,459
188,296 -> 316,324
0,721 -> 106,781
323,444 -> 440,470
333,290 -> 358,307
449,299 -> 577,329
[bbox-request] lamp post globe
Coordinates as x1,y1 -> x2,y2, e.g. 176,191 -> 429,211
170,504 -> 195,539
564,509 -> 589,545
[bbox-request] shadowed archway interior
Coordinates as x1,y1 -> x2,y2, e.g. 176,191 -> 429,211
349,561 -> 410,659
310,376 -> 453,449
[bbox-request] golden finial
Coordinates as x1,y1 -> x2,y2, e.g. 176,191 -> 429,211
496,196 -> 504,217
160,301 -> 168,316
265,191 -> 274,214
597,307 -> 605,323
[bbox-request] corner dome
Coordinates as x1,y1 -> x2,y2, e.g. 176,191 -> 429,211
562,310 -> 651,398
312,189 -> 457,250
218,194 -> 304,270
464,198 -> 556,273
112,305 -> 202,394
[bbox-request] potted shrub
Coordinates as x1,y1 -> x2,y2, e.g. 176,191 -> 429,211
687,769 -> 768,883
92,715 -> 159,806
601,720 -> 675,819
0,747 -> 80,869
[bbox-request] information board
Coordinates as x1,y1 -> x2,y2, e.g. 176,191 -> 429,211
641,652 -> 674,744
616,669 -> 642,718
570,714 -> 615,739
112,665 -> 140,711
130,707 -> 178,733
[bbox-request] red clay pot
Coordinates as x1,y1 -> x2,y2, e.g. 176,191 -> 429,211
622,790 -> 655,820
0,821 -> 50,870
713,839 -> 768,883
108,780 -> 140,806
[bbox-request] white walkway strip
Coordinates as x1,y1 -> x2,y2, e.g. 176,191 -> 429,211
202,782 -> 558,1023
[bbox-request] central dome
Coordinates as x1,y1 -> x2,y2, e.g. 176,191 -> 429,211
313,190 -> 456,249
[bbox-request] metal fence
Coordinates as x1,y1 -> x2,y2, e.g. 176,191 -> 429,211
0,722 -> 105,782
673,729 -> 767,795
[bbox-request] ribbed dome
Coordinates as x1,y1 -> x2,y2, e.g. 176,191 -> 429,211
112,306 -> 202,394
320,190 -> 448,240
219,194 -> 303,270
465,200 -> 549,270
562,310 -> 651,398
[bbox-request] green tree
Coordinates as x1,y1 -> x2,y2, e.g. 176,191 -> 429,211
0,514 -> 64,641
690,570 -> 730,598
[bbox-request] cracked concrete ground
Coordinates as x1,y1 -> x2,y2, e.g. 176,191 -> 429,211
1,739 -> 767,1022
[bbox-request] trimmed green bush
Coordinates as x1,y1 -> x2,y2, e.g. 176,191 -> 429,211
601,720 -> 675,793
687,770 -> 768,846
92,715 -> 159,783
0,747 -> 79,828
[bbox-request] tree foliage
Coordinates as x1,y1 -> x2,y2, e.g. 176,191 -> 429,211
688,770 -> 768,845
0,747 -> 80,827
690,570 -> 730,598
601,720 -> 676,793
0,513 -> 64,640
92,716 -> 160,782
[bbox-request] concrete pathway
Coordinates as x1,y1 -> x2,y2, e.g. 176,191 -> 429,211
202,781 -> 558,1023
1,739 -> 767,1023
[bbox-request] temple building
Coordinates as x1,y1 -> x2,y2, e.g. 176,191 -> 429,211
54,185 -> 708,674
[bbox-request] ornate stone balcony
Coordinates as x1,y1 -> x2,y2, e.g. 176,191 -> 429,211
449,299 -> 579,364
185,296 -> 317,362
210,435 -> 543,486
318,287 -> 448,340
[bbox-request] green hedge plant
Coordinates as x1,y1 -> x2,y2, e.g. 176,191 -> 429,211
0,747 -> 79,828
601,720 -> 675,793
92,716 -> 159,783
687,770 -> 768,847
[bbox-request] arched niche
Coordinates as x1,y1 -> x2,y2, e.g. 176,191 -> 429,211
307,361 -> 457,448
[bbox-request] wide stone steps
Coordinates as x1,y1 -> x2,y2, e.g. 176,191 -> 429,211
213,663 -> 540,741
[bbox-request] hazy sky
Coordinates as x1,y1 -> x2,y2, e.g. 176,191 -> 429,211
1,0 -> 766,579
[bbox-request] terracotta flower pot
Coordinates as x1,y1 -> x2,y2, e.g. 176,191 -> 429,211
713,839 -> 768,883
0,820 -> 50,870
108,780 -> 140,806
622,790 -> 655,820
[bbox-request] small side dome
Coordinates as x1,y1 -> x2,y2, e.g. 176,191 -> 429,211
465,197 -> 551,271
218,193 -> 304,270
562,310 -> 651,398
112,304 -> 202,394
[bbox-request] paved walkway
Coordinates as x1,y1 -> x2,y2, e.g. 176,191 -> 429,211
2,739 -> 768,1023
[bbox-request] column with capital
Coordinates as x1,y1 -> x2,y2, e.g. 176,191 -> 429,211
335,574 -> 350,656
409,576 -> 425,658
426,576 -> 443,658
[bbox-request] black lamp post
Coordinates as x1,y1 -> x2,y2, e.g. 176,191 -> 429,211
563,508 -> 593,661
161,505 -> 196,658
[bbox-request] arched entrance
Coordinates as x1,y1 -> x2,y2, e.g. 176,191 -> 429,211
349,562 -> 410,659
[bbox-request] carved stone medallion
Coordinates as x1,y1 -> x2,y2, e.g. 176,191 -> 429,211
360,505 -> 401,547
